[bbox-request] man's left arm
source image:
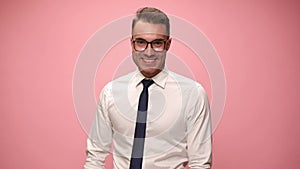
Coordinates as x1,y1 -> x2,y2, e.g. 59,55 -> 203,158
186,85 -> 212,169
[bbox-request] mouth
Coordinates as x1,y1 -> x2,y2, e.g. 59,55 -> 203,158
141,57 -> 157,64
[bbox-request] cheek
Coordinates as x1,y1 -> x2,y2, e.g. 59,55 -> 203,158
159,53 -> 167,61
132,52 -> 140,59
132,53 -> 142,64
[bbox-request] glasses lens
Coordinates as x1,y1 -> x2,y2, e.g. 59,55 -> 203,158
152,40 -> 165,52
134,39 -> 147,51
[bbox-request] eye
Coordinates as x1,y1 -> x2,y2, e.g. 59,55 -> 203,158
152,40 -> 164,47
135,39 -> 146,46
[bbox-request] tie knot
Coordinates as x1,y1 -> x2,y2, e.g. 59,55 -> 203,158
141,79 -> 154,89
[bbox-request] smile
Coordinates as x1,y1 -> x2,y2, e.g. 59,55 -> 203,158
142,58 -> 157,63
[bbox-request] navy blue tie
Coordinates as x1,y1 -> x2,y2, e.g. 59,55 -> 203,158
129,79 -> 154,169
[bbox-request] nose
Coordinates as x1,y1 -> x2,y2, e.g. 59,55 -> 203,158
144,43 -> 154,56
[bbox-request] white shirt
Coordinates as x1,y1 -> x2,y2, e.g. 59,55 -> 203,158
85,70 -> 212,169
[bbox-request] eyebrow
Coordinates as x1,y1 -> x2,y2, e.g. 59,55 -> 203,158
133,38 -> 166,41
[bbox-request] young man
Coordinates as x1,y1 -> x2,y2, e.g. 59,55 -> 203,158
85,7 -> 212,169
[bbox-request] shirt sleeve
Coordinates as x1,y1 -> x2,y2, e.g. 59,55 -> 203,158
186,85 -> 212,169
84,85 -> 113,169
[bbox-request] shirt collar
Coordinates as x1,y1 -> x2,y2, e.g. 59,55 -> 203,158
133,69 -> 169,89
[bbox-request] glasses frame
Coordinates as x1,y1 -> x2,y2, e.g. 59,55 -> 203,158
132,37 -> 169,52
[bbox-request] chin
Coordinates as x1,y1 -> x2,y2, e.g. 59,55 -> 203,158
141,68 -> 161,78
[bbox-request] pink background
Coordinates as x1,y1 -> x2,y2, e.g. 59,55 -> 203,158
1,0 -> 300,169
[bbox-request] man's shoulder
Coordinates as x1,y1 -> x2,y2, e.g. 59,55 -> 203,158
167,71 -> 208,100
167,70 -> 203,88
102,71 -> 136,90
112,71 -> 136,83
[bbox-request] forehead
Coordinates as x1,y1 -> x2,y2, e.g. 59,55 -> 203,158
132,20 -> 168,38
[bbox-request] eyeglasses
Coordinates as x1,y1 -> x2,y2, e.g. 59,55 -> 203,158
132,38 -> 168,52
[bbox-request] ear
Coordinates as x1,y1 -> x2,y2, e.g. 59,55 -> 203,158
165,38 -> 172,51
130,37 -> 134,50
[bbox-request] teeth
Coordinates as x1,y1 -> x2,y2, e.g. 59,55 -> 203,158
144,59 -> 155,63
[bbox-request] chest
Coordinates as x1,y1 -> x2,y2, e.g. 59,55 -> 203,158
108,85 -> 187,138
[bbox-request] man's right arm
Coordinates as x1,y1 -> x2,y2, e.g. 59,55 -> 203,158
84,86 -> 113,169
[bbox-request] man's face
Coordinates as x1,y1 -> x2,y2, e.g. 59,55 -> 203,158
131,20 -> 171,78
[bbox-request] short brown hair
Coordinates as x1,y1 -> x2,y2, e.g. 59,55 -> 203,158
132,7 -> 170,36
